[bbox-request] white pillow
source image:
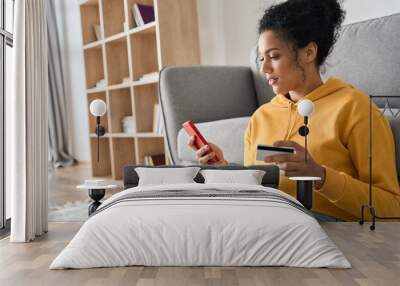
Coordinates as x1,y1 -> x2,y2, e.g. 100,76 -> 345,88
200,169 -> 266,185
136,167 -> 201,186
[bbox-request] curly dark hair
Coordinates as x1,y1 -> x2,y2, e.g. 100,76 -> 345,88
258,0 -> 345,67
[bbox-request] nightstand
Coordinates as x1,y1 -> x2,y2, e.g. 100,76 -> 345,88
77,180 -> 118,216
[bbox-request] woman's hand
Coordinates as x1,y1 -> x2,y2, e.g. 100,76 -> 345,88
187,136 -> 227,165
263,140 -> 326,189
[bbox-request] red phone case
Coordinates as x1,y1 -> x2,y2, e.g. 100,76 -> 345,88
182,120 -> 220,163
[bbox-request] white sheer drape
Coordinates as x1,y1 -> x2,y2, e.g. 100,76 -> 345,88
9,0 -> 48,242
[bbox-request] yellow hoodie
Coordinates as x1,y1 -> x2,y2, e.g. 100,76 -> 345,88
244,77 -> 400,220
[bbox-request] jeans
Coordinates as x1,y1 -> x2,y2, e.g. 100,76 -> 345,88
312,212 -> 339,222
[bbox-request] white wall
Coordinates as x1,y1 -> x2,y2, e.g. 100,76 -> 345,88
198,0 -> 400,66
342,0 -> 400,25
62,0 -> 400,162
197,0 -> 263,66
196,0 -> 226,65
220,0 -> 264,66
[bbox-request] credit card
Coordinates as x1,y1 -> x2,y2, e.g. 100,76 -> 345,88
256,144 -> 295,161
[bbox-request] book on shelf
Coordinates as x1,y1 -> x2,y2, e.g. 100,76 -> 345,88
152,154 -> 166,165
152,104 -> 159,133
132,3 -> 155,27
144,155 -> 150,166
144,154 -> 166,166
92,24 -> 101,41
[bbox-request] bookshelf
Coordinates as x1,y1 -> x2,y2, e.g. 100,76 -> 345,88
79,0 -> 200,179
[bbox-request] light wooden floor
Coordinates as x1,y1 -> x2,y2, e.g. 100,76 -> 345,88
1,222 -> 400,285
1,164 -> 399,285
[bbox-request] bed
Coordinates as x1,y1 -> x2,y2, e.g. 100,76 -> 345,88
50,165 -> 350,269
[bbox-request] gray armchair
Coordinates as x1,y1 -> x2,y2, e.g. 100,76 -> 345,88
159,13 -> 400,177
159,49 -> 275,165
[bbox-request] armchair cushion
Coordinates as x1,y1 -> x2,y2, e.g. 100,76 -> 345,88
177,117 -> 250,165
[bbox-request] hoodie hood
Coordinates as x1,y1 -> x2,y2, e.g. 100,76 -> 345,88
266,77 -> 352,141
269,77 -> 350,107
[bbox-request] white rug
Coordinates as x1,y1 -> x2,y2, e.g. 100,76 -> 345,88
48,200 -> 89,222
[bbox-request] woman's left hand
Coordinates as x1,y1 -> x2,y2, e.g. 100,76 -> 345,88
263,140 -> 326,189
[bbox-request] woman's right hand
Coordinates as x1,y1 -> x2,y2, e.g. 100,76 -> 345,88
187,136 -> 227,165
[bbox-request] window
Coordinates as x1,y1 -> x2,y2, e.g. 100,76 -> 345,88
1,0 -> 14,232
5,0 -> 13,33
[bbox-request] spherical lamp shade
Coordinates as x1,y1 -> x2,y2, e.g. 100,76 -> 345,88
90,99 -> 107,117
297,99 -> 314,117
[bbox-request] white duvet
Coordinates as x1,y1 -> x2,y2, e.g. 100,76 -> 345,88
50,183 -> 351,269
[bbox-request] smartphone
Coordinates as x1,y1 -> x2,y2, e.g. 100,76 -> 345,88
256,144 -> 295,161
182,120 -> 220,163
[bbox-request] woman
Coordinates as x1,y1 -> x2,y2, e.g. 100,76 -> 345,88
188,0 -> 400,221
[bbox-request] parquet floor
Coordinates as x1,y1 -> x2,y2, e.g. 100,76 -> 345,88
0,164 -> 399,286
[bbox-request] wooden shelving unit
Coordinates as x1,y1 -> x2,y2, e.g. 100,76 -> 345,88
79,0 -> 200,179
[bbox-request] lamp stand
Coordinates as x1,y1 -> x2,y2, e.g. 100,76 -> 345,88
94,116 -> 106,162
359,95 -> 400,230
296,180 -> 313,210
297,116 -> 313,210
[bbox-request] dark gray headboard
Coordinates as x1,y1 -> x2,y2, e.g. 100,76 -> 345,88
123,165 -> 280,190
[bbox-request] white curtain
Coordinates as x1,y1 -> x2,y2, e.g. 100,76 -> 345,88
47,0 -> 77,168
9,0 -> 48,242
